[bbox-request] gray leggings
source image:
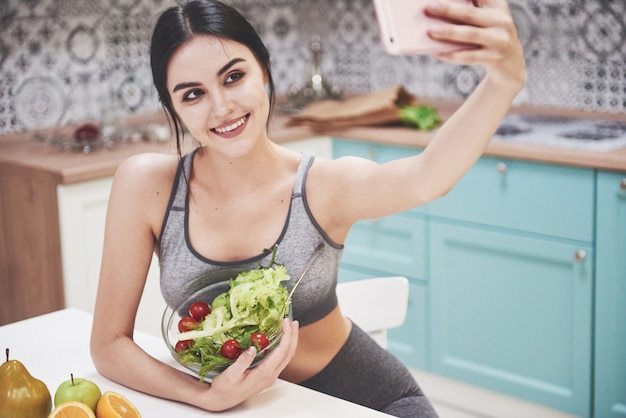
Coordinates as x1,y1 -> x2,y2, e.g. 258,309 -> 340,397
299,322 -> 439,418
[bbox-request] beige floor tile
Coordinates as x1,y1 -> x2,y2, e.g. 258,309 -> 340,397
411,369 -> 581,418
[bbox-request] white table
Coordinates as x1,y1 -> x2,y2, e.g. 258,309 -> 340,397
0,308 -> 389,417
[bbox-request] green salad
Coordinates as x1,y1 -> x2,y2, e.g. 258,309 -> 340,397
175,251 -> 291,380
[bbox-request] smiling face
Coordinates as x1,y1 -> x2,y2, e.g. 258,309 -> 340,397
166,35 -> 271,158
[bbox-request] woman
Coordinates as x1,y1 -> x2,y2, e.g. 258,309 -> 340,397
90,0 -> 525,416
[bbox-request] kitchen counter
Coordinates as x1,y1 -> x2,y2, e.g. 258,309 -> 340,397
1,100 -> 624,325
305,118 -> 626,173
269,100 -> 626,172
1,100 -> 625,187
0,308 -> 389,417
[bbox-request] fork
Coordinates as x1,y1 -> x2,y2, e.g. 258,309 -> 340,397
265,243 -> 324,340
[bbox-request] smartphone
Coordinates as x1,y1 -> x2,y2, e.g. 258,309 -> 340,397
374,0 -> 476,55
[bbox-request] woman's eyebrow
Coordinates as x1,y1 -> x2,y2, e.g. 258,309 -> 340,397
173,82 -> 201,93
218,57 -> 245,76
171,58 -> 246,93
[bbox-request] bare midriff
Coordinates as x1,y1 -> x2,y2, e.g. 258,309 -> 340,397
279,305 -> 352,383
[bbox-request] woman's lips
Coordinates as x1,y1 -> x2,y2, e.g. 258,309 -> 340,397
212,114 -> 249,137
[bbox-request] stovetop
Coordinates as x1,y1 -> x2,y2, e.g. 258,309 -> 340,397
493,114 -> 626,152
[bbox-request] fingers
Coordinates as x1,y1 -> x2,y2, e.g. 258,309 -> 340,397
423,0 -> 525,89
425,0 -> 517,56
245,318 -> 298,383
225,345 -> 258,375
214,318 -> 299,383
208,319 -> 299,409
260,318 -> 299,372
425,0 -> 509,29
426,0 -> 513,35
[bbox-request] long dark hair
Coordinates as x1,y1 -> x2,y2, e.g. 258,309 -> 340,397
150,0 -> 275,156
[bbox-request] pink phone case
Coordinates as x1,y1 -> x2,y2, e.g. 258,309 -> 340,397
374,0 -> 475,55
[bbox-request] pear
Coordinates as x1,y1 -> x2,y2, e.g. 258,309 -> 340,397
0,348 -> 52,418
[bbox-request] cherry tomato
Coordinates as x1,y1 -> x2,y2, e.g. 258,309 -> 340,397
189,301 -> 211,322
220,339 -> 242,359
175,339 -> 193,353
250,332 -> 270,351
178,316 -> 199,332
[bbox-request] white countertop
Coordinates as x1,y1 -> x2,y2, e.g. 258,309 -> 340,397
0,308 -> 389,417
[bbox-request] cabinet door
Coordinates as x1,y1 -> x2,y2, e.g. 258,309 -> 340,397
57,179 -> 164,337
57,179 -> 112,315
338,267 -> 428,369
430,222 -> 592,416
594,171 -> 626,418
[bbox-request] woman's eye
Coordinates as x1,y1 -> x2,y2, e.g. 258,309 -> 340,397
182,88 -> 204,102
225,71 -> 244,84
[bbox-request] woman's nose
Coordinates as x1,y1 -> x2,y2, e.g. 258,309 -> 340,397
210,91 -> 234,117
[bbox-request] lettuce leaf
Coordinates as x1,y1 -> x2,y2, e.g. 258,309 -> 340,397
176,256 -> 291,379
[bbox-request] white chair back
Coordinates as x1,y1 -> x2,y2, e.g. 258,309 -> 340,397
336,276 -> 409,348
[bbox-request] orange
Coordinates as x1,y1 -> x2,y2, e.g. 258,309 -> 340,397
49,401 -> 96,418
95,391 -> 141,418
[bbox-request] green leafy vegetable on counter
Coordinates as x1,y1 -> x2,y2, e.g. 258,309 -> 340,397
399,104 -> 442,131
176,247 -> 291,380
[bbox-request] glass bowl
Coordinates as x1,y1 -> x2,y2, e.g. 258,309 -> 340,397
161,281 -> 291,380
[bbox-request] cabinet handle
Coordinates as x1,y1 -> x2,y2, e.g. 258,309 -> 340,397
496,162 -> 508,175
574,250 -> 586,261
367,147 -> 378,160
620,178 -> 626,191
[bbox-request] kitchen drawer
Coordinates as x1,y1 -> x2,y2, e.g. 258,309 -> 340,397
426,156 -> 595,242
332,138 -> 427,215
341,213 -> 426,281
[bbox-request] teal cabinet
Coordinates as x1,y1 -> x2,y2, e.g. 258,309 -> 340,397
430,223 -> 593,416
334,139 -> 428,369
331,137 -> 615,417
594,171 -> 626,418
426,156 -> 595,417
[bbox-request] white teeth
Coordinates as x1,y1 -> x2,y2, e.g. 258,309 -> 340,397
214,116 -> 246,133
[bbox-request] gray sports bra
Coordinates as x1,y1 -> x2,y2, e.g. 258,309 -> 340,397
158,149 -> 344,327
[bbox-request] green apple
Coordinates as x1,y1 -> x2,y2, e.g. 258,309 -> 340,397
54,374 -> 101,413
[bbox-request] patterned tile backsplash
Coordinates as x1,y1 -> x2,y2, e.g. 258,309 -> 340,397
0,0 -> 624,134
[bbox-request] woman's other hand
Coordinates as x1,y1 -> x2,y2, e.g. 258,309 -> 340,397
200,318 -> 299,411
426,0 -> 526,91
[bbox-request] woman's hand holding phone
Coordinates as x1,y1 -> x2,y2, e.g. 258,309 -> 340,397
425,0 -> 525,89
375,0 -> 525,90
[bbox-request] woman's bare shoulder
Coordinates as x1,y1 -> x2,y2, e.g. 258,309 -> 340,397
112,152 -> 181,190
106,152 -> 184,233
309,154 -> 378,185
110,153 -> 181,207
